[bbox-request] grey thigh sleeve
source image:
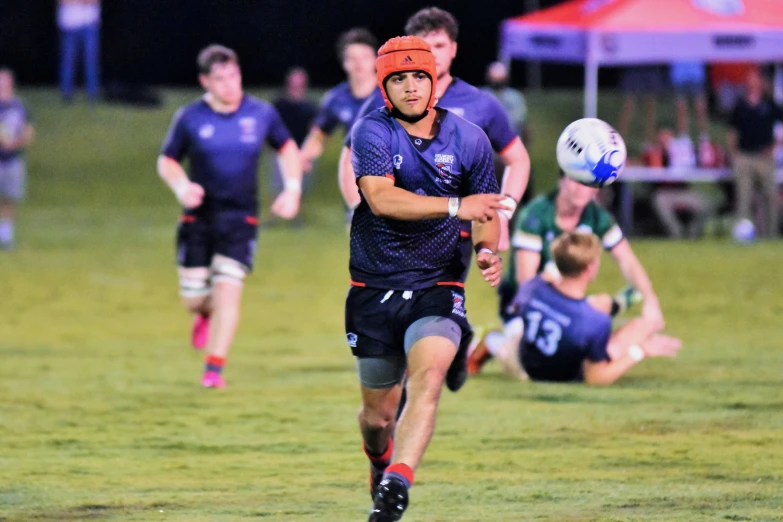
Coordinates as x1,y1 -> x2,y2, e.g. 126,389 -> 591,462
356,356 -> 407,389
404,316 -> 461,354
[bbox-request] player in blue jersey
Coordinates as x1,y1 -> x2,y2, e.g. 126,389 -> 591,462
157,45 -> 302,388
339,7 -> 530,251
495,232 -> 681,384
348,36 -> 509,521
0,69 -> 34,250
299,28 -> 379,173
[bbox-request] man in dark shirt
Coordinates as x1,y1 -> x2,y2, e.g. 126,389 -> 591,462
272,68 -> 317,198
348,36 -> 508,521
728,70 -> 783,237
157,45 -> 302,388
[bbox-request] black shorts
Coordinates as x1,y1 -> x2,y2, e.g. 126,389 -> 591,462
345,285 -> 471,358
176,212 -> 259,270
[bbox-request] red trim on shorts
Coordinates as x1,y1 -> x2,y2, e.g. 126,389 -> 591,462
498,136 -> 520,156
350,280 -> 366,287
437,282 -> 465,288
180,215 -> 196,223
245,216 -> 259,225
459,230 -> 471,238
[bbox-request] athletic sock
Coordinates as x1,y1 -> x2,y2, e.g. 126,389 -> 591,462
365,438 -> 393,467
611,285 -> 641,317
0,219 -> 13,244
484,331 -> 505,357
205,355 -> 225,374
383,463 -> 414,489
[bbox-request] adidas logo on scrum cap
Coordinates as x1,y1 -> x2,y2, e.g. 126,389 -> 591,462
401,55 -> 415,65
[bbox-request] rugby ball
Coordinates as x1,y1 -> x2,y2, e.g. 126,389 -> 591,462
556,118 -> 626,187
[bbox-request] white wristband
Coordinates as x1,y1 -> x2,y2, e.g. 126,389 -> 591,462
477,248 -> 495,256
628,344 -> 645,362
448,197 -> 461,218
284,178 -> 302,192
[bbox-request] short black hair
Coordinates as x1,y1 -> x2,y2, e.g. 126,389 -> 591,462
405,7 -> 459,41
336,28 -> 378,61
197,44 -> 239,75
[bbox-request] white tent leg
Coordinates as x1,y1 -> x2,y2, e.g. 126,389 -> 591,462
584,59 -> 599,118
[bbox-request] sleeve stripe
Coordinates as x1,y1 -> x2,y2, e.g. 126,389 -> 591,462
512,232 -> 543,251
602,224 -> 624,249
497,136 -> 520,156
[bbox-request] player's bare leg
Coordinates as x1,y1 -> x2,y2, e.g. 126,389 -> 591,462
200,255 -> 246,388
359,384 -> 402,499
0,200 -> 16,249
369,336 -> 456,521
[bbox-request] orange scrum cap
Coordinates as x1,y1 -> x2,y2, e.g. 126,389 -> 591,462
376,36 -> 437,112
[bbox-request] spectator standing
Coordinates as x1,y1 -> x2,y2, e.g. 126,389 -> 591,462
58,0 -> 101,103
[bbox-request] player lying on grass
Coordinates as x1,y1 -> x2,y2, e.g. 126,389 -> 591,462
468,172 -> 663,375
486,232 -> 681,385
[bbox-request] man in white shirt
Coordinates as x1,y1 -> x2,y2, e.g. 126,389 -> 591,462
58,0 -> 101,102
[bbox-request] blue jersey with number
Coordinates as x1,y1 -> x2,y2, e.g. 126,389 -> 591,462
512,277 -> 612,382
161,95 -> 291,217
349,108 -> 498,290
313,82 -> 379,136
346,78 -> 518,153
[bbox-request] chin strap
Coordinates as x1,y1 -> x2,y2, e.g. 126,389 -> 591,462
389,107 -> 430,124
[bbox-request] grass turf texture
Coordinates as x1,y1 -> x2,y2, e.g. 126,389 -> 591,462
1,89 -> 782,521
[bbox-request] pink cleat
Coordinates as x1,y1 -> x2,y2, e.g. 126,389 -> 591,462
191,313 -> 210,350
201,371 -> 225,389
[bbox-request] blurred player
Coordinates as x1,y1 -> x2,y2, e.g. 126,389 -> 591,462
468,173 -> 663,375
299,28 -> 378,173
157,45 -> 302,388
348,36 -> 507,521
492,232 -> 681,385
0,69 -> 34,250
339,7 -> 530,251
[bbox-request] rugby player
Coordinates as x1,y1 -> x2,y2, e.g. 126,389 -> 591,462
347,36 -> 508,521
157,45 -> 302,388
492,232 -> 681,385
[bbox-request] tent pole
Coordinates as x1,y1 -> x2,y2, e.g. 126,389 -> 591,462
584,31 -> 599,118
584,59 -> 599,118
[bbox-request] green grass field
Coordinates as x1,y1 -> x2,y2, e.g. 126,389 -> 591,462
1,89 -> 782,521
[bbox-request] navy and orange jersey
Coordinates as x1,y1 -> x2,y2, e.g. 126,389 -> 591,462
349,108 -> 498,290
161,95 -> 291,217
313,82 -> 379,136
346,78 -> 519,154
512,277 -> 612,383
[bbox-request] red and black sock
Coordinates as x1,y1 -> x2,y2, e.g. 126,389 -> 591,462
383,463 -> 414,489
205,355 -> 225,374
365,438 -> 393,470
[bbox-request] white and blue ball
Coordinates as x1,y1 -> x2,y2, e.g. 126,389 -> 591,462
556,118 -> 627,187
732,218 -> 756,243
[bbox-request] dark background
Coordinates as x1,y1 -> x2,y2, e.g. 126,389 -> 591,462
0,0 -> 598,88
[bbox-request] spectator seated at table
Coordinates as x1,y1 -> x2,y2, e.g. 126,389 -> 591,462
649,128 -> 716,239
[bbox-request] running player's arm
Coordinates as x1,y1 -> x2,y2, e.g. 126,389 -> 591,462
339,144 -> 361,209
266,107 -> 302,219
484,95 -> 530,203
157,108 -> 203,208
299,90 -> 340,169
511,204 -> 543,285
354,119 -> 506,221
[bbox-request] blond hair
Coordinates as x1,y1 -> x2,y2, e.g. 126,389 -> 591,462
551,232 -> 601,277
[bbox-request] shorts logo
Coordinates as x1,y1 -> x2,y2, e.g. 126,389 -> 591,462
347,332 -> 358,348
451,291 -> 466,318
393,154 -> 403,170
199,124 -> 215,139
239,117 -> 258,143
434,153 -> 456,184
